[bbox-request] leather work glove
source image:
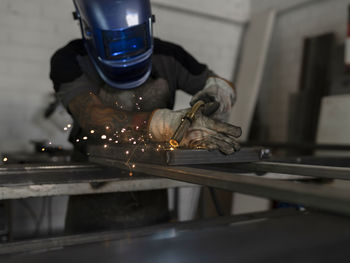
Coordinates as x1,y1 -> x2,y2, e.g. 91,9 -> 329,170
149,108 -> 241,154
190,77 -> 236,122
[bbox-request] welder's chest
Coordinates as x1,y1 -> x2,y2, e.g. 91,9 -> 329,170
98,78 -> 170,111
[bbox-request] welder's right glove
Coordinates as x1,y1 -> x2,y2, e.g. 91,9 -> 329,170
148,108 -> 242,154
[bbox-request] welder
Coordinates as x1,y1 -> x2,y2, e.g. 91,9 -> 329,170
50,0 -> 241,233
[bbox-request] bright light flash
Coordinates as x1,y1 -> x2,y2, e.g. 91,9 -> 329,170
101,135 -> 107,140
126,12 -> 139,27
90,130 -> 95,134
3,157 -> 8,162
83,136 -> 88,140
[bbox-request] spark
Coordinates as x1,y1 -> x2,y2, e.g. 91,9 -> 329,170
109,138 -> 112,141
3,157 -> 8,162
83,136 -> 88,140
115,140 -> 119,144
133,141 -> 136,145
136,126 -> 139,130
141,148 -> 145,152
121,128 -> 126,133
67,124 -> 72,128
126,151 -> 129,155
129,172 -> 133,176
76,139 -> 80,142
106,126 -> 110,130
139,97 -> 143,100
63,127 -> 68,131
104,144 -> 108,148
90,130 -> 95,134
101,135 -> 107,140
41,148 -> 45,152
170,147 -> 175,151
132,164 -> 136,168
48,142 -> 52,145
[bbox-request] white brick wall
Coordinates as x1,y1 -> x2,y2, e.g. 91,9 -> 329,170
253,0 -> 350,141
0,0 -> 247,153
151,0 -> 247,110
0,0 -> 80,153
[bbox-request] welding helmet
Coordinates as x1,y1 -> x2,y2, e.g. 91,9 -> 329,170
73,0 -> 154,89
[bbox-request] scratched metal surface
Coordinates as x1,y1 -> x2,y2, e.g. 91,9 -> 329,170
1,211 -> 350,263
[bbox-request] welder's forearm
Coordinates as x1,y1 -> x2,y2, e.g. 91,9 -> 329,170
68,92 -> 152,139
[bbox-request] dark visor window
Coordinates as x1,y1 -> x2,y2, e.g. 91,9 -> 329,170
102,23 -> 150,60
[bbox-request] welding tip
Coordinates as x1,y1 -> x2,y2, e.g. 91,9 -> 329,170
169,100 -> 205,148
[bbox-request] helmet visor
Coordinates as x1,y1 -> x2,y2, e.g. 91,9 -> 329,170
102,22 -> 151,60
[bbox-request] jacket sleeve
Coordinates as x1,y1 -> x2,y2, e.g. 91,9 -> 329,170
153,38 -> 215,95
49,40 -> 100,108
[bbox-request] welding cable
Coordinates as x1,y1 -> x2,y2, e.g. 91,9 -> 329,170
209,187 -> 224,216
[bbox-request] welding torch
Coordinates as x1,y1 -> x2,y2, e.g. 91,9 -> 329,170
169,100 -> 205,148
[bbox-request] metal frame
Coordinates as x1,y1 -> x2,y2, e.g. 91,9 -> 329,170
90,157 -> 350,216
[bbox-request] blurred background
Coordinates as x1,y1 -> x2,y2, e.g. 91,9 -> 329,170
1,0 -> 350,241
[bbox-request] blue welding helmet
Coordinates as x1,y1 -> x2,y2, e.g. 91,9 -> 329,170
73,0 -> 154,89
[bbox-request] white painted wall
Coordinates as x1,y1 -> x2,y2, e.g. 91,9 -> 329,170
252,0 -> 350,141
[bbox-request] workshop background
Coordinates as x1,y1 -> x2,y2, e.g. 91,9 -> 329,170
1,0 -> 350,239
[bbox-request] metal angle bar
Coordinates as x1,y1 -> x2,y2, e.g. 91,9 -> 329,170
233,162 -> 350,181
0,163 -> 164,186
0,179 -> 194,200
90,157 -> 350,216
88,145 -> 263,165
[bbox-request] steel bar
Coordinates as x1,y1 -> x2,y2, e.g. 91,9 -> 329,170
232,161 -> 350,180
0,180 -> 193,200
243,141 -> 350,151
90,157 -> 350,216
88,145 -> 263,165
0,163 -> 194,200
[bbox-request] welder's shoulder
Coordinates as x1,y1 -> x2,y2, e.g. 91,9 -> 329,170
50,39 -> 87,88
153,37 -> 207,75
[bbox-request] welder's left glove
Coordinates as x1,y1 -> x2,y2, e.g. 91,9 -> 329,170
190,77 -> 236,122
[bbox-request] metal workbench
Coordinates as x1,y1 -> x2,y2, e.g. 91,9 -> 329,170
1,209 -> 350,262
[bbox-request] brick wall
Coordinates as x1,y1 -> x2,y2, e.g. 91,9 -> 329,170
0,0 -> 248,154
0,0 -> 79,153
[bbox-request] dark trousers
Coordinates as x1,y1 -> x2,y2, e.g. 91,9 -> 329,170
65,190 -> 169,234
65,150 -> 170,234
